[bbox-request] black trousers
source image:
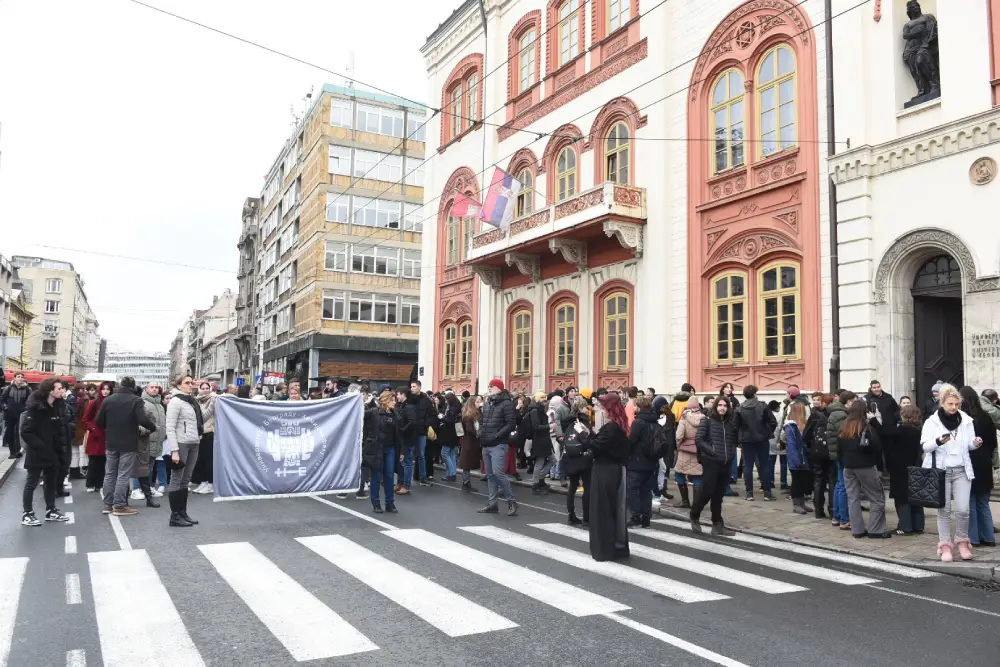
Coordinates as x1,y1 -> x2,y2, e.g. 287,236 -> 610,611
86,455 -> 106,489
191,432 -> 214,485
811,459 -> 835,515
567,471 -> 591,522
690,458 -> 732,524
3,417 -> 21,456
23,466 -> 58,513
790,468 -> 813,500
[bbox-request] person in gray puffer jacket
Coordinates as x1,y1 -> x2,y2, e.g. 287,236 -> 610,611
132,385 -> 167,507
164,374 -> 213,527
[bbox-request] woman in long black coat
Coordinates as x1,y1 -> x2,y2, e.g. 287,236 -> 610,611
961,387 -> 998,546
458,398 -> 482,492
887,405 -> 925,535
579,392 -> 631,561
20,378 -> 71,525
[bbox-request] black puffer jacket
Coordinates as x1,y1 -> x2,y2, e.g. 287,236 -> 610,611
362,406 -> 402,471
407,392 -> 436,432
399,396 -> 421,445
696,411 -> 741,464
825,401 -> 847,461
737,398 -> 776,444
436,403 -> 461,447
479,391 -> 516,448
802,408 -> 830,461
865,390 -> 900,436
1,382 -> 30,420
627,408 -> 660,472
523,403 -> 553,459
19,392 -> 66,470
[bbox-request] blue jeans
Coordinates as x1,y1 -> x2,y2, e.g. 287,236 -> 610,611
482,444 -> 515,505
674,471 -> 701,487
441,445 -> 458,478
833,461 -> 849,524
742,441 -> 772,494
769,454 -> 788,487
968,491 -> 995,545
730,455 -> 739,482
627,469 -> 656,519
402,443 -> 416,488
370,447 -> 396,507
415,434 -> 427,479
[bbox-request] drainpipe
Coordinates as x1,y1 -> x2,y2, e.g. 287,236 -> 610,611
825,0 -> 841,392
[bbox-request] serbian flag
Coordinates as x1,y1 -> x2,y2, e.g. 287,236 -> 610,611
481,167 -> 522,230
450,192 -> 482,218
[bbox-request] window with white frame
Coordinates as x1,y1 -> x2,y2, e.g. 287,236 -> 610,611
401,297 -> 420,325
279,264 -> 294,293
264,279 -> 276,304
263,177 -> 279,204
405,156 -> 425,187
402,249 -> 421,278
262,208 -> 278,238
282,143 -> 298,176
351,245 -> 399,276
325,192 -> 349,222
349,292 -> 397,324
356,104 -> 405,138
354,149 -> 402,182
330,98 -> 353,128
353,197 -> 401,229
44,318 -> 59,334
407,113 -> 427,142
322,291 -> 345,320
45,278 -> 62,293
279,223 -> 297,255
39,361 -> 55,373
44,300 -> 60,313
403,203 -> 423,233
328,145 -> 351,175
325,242 -> 347,271
276,306 -> 291,334
281,180 -> 299,214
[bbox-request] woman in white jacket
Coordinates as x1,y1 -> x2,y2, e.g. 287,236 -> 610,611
920,383 -> 983,562
165,374 -> 212,528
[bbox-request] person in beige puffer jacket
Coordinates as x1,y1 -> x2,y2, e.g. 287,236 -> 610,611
672,396 -> 705,508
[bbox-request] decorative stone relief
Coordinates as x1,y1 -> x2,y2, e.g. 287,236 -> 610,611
773,211 -> 799,232
708,232 -> 795,266
754,156 -> 797,186
549,238 -> 588,272
603,221 -> 644,257
510,209 -> 550,236
970,157 -> 997,185
469,265 -> 501,289
554,188 -> 604,220
472,228 -> 505,249
442,299 -> 472,321
505,253 -> 541,283
873,229 -> 1000,303
706,230 -> 727,250
613,185 -> 642,207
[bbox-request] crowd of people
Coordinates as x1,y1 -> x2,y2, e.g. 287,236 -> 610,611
5,368 -> 998,563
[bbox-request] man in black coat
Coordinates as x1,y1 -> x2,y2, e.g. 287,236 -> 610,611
19,378 -> 71,525
96,376 -> 156,515
478,379 -> 518,516
409,380 -> 437,485
737,384 -> 778,501
626,397 -> 661,528
865,380 -> 900,472
1,371 -> 31,458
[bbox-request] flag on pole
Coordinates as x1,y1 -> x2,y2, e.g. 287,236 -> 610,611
450,192 -> 482,218
481,167 -> 522,231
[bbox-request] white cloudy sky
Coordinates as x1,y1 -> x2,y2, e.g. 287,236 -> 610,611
0,0 -> 456,352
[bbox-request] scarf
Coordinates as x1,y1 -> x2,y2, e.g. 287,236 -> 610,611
175,392 -> 204,436
937,407 -> 961,432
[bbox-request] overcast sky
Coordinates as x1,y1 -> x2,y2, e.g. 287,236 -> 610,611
0,0 -> 456,353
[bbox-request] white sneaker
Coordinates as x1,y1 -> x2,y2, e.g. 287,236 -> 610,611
156,485 -> 166,494
86,487 -> 98,493
200,483 -> 214,495
130,489 -> 145,500
64,478 -> 73,491
190,482 -> 206,494
151,488 -> 163,497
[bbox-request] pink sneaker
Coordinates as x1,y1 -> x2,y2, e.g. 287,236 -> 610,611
938,541 -> 954,563
956,540 -> 973,561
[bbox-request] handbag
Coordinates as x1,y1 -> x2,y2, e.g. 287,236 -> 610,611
454,421 -> 465,438
906,450 -> 946,508
427,426 -> 437,441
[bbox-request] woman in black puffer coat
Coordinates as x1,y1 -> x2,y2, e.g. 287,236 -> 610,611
691,396 -> 741,536
437,394 -> 462,482
363,392 -> 403,514
20,379 -> 71,525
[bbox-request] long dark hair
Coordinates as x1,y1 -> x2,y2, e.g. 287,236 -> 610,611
710,396 -> 733,421
959,386 -> 981,417
32,378 -> 61,405
719,382 -> 734,397
839,401 -> 869,439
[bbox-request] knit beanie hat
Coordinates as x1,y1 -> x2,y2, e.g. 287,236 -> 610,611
787,386 -> 800,399
652,396 -> 668,414
534,391 -> 547,402
580,387 -> 593,399
488,378 -> 505,392
931,381 -> 943,395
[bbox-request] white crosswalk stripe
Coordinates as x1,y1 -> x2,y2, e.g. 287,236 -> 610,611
198,542 -> 378,661
297,535 -> 517,637
385,528 -> 629,615
89,549 -> 204,667
461,525 -> 729,604
530,523 -> 808,594
0,558 -> 28,667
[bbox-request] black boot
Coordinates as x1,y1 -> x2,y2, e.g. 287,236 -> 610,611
672,484 -> 691,508
141,480 -> 160,508
568,512 -> 582,525
179,489 -> 198,525
168,492 -> 193,527
69,467 -> 84,480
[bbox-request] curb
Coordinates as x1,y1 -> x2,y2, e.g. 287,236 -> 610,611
655,505 -> 999,583
0,456 -> 18,491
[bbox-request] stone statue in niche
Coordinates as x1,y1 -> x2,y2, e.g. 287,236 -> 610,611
901,0 -> 941,108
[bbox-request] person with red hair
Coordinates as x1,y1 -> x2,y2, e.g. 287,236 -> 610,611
577,391 -> 631,561
83,381 -> 113,492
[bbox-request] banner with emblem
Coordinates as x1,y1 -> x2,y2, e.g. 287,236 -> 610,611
213,393 -> 363,501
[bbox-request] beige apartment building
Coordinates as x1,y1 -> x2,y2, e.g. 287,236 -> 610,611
247,84 -> 427,390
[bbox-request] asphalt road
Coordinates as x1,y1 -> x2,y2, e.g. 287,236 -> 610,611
2,465 -> 1000,667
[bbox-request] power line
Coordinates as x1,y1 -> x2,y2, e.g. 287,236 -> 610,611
27,244 -> 235,274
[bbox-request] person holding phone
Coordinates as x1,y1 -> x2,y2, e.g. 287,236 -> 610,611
921,383 -> 981,562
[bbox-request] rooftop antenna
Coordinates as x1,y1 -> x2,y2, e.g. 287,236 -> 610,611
345,50 -> 356,92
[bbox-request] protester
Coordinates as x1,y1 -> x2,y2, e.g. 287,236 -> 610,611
547,391 -> 570,482
670,383 -> 695,422
561,409 -> 592,526
96,377 -> 157,517
922,381 -> 943,418
803,393 -> 834,519
236,385 -> 252,399
132,383 -> 166,506
625,395 -> 660,528
1,371 -> 30,459
409,380 -> 436,486
165,374 -> 208,528
959,387 -> 996,548
690,395 -> 739,536
477,379 -> 518,516
70,384 -> 96,478
826,390 -> 854,528
624,386 -> 639,428
83,382 -> 112,492
887,405 -> 926,535
363,391 -> 402,514
737,385 -> 777,501
838,401 -> 889,539
459,397 -> 482,492
436,393 -> 461,482
672,396 -> 704,509
190,382 -> 218,495
783,402 -> 813,515
580,392 -> 630,561
19,378 -> 71,526
524,395 -> 554,495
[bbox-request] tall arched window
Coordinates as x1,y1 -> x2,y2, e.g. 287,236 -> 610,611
466,73 -> 480,122
757,45 -> 796,157
558,0 -> 580,65
459,322 -> 474,376
443,325 -> 457,377
602,292 -> 629,370
711,271 -> 747,363
608,0 -> 630,31
605,122 -> 630,184
759,262 -> 799,359
446,215 -> 460,265
461,218 -> 475,261
554,302 -> 576,373
450,85 -> 463,139
518,30 -> 537,94
516,168 -> 534,216
711,69 -> 745,173
512,310 -> 532,376
556,146 -> 577,201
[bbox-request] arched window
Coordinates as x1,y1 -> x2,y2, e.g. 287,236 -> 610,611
516,168 -> 534,217
461,218 -> 475,261
446,215 -> 460,265
913,255 -> 961,290
711,69 -> 745,173
450,85 -> 463,139
440,54 -> 483,147
518,30 -> 537,94
558,0 -> 580,65
512,310 -> 532,376
556,146 -> 577,201
554,302 -> 576,373
757,45 -> 796,157
711,271 -> 747,363
459,322 -> 474,376
608,0 -> 630,31
443,325 -> 457,377
602,292 -> 629,370
605,122 -> 630,184
759,262 -> 799,359
466,73 -> 480,122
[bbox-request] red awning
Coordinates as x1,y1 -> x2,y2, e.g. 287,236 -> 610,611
3,370 -> 78,385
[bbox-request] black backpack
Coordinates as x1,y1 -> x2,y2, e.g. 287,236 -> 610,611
644,422 -> 666,460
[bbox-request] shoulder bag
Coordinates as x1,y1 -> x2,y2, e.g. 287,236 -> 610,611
906,449 -> 946,508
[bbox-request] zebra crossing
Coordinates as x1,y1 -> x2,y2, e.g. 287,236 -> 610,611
1,519 -> 937,666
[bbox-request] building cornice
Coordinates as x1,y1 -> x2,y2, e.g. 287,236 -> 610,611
830,107 -> 1000,184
